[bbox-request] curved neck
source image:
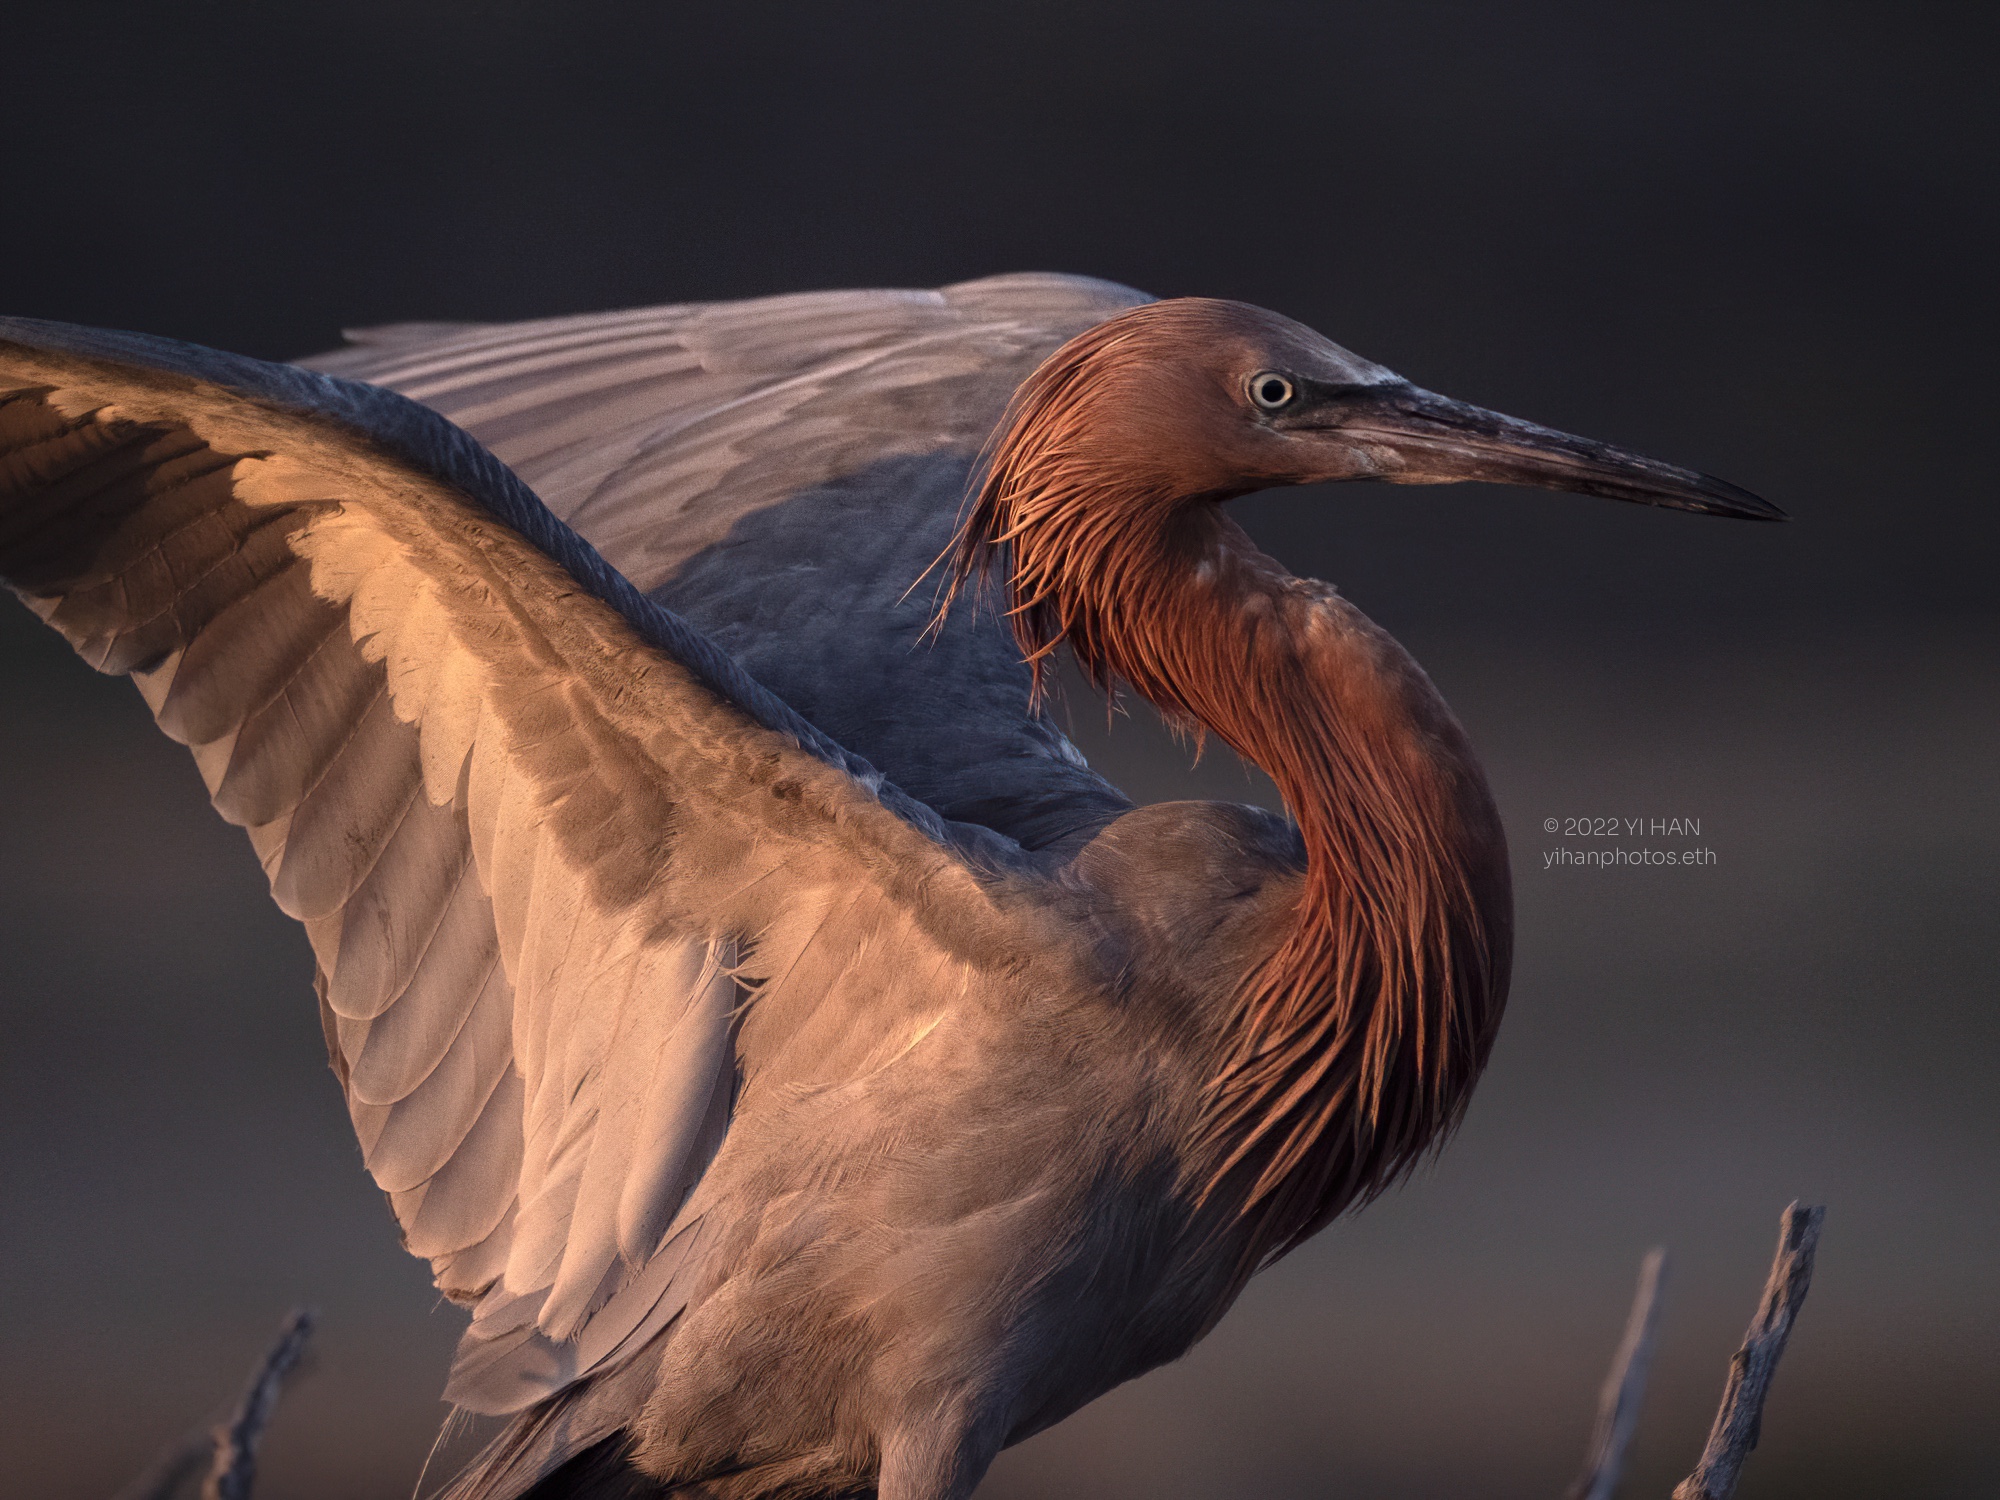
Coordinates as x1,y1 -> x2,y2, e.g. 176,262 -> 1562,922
1067,509 -> 1512,1272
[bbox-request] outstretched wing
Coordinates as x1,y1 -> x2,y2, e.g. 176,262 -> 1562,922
0,320 -> 1056,1414
302,273 -> 1151,847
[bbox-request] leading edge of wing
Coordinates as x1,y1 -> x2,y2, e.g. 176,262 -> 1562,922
0,315 -> 991,862
305,272 -> 1153,383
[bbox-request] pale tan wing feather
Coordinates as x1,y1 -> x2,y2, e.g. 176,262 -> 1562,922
0,326 -> 1041,1413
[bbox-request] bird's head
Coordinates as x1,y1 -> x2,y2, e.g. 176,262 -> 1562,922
977,296 -> 1785,520
946,295 -> 1780,686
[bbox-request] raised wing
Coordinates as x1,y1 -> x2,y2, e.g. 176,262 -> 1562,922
302,273 -> 1151,847
0,320 -> 1050,1414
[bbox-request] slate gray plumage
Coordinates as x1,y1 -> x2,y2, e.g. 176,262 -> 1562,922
0,276 -> 1303,1499
301,275 -> 1148,851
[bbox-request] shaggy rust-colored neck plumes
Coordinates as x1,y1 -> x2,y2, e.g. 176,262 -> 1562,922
946,301 -> 1512,1278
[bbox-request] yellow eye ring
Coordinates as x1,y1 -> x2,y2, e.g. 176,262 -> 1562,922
1248,372 -> 1296,411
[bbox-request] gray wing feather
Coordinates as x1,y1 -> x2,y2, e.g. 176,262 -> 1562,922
0,323 -> 1052,1421
301,272 -> 1151,848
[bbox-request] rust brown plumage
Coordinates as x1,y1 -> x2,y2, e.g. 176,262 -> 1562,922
946,299 -> 1515,1280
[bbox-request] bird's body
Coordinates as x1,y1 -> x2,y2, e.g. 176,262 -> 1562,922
0,274 -> 1776,1499
532,797 -> 1292,1498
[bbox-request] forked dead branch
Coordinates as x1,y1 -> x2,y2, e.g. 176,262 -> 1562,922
1562,1203 -> 1826,1500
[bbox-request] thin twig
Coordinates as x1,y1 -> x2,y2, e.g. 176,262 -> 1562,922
1566,1247 -> 1668,1500
199,1307 -> 317,1500
1671,1203 -> 1825,1500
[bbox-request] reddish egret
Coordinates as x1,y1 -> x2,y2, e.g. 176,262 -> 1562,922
0,275 -> 1778,1499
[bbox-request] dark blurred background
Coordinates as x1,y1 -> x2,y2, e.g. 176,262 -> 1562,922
1,3 -> 1993,1496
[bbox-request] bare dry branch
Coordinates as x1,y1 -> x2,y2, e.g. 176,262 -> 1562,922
113,1309 -> 318,1500
1567,1247 -> 1668,1500
1671,1203 -> 1825,1500
199,1308 -> 317,1500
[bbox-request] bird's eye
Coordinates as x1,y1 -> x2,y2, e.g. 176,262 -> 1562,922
1248,372 -> 1296,411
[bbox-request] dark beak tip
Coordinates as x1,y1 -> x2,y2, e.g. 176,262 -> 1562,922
1329,385 -> 1789,523
1707,485 -> 1788,523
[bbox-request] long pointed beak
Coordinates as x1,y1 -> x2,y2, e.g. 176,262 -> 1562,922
1315,383 -> 1786,521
